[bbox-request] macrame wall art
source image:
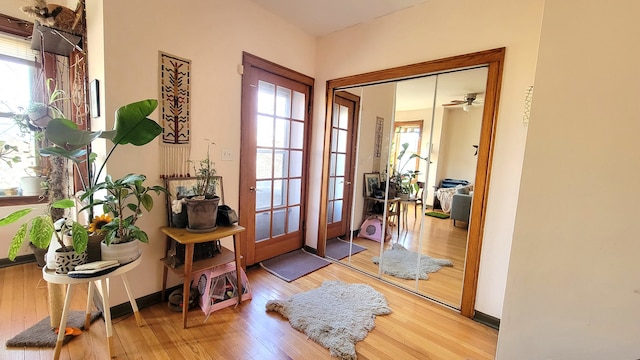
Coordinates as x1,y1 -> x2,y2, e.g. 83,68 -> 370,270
159,51 -> 191,178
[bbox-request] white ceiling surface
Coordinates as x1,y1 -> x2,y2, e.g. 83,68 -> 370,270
396,67 -> 489,111
249,0 -> 429,37
249,1 -> 487,111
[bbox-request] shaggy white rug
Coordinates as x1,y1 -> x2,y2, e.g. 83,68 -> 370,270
372,243 -> 453,279
266,280 -> 391,360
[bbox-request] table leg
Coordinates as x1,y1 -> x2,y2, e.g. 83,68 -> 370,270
85,282 -> 94,329
182,243 -> 194,329
53,284 -> 74,360
161,265 -> 168,301
99,279 -> 114,358
121,273 -> 143,327
233,234 -> 242,306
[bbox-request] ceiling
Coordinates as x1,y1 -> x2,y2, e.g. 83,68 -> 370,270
248,0 -> 487,110
248,0 -> 429,37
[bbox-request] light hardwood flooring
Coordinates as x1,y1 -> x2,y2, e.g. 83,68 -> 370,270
0,257 -> 496,359
336,205 -> 468,308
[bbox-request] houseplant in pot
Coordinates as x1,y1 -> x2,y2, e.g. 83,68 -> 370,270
80,173 -> 168,264
185,142 -> 220,232
2,198 -> 89,273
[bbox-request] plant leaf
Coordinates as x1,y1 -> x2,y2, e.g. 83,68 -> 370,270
39,146 -> 87,161
141,193 -> 153,212
44,118 -> 102,150
72,221 -> 88,253
112,100 -> 161,146
0,208 -> 32,226
8,223 -> 28,260
30,215 -> 54,249
52,199 -> 75,209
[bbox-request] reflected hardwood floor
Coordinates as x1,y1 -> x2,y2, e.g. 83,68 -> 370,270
0,259 -> 496,359
338,206 -> 467,308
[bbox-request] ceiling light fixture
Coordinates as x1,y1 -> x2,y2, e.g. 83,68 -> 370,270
462,103 -> 472,112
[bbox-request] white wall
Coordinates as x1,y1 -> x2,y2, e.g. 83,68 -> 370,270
86,0 -> 315,306
352,83 -> 396,230
310,0 -> 544,318
438,107 -> 482,185
497,2 -> 640,359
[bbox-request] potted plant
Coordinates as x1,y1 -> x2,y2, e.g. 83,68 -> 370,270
185,141 -> 220,232
4,99 -> 165,264
391,142 -> 429,199
80,173 -> 168,264
2,198 -> 88,273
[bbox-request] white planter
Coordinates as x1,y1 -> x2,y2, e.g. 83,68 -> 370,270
20,176 -> 45,196
101,240 -> 140,265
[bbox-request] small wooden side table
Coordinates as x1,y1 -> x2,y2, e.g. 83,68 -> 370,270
42,256 -> 143,360
160,225 -> 246,329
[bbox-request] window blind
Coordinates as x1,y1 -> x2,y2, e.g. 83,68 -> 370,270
0,32 -> 37,65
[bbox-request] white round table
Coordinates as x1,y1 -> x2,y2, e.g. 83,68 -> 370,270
42,256 -> 144,360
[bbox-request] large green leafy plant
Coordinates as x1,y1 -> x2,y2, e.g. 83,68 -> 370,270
2,99 -> 164,260
80,173 -> 168,244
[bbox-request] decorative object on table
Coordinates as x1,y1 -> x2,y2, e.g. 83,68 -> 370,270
5,311 -> 101,348
372,243 -> 453,280
170,198 -> 188,228
363,172 -> 380,198
185,141 -> 220,232
159,51 -> 191,178
216,205 -> 238,226
80,173 -> 168,264
266,280 -> 391,360
260,249 -> 331,282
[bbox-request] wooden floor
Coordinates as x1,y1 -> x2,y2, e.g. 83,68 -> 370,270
336,205 -> 468,308
0,259 -> 497,359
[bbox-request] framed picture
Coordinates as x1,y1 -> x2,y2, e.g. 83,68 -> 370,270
363,173 -> 380,198
90,79 -> 100,118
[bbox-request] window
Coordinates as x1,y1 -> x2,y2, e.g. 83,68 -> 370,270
0,32 -> 39,196
392,120 -> 423,172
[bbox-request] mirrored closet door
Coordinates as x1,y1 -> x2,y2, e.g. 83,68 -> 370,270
318,49 -> 504,315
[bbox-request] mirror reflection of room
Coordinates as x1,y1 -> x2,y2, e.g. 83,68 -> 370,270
325,66 -> 488,309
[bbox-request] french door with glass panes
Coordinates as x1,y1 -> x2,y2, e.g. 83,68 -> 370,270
326,91 -> 360,240
240,53 -> 313,265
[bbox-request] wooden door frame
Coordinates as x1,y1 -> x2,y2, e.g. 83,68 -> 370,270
317,48 -> 505,318
325,91 -> 360,240
239,52 -> 315,266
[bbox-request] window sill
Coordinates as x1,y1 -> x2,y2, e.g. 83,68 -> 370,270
0,196 -> 47,207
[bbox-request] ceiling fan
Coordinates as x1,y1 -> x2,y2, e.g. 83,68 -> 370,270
442,93 -> 484,111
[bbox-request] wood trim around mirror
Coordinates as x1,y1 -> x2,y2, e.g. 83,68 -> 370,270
318,48 -> 505,318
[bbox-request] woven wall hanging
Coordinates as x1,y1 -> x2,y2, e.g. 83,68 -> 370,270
159,51 -> 191,177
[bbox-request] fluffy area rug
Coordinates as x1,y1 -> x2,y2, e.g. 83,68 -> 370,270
372,243 -> 453,279
266,280 -> 391,360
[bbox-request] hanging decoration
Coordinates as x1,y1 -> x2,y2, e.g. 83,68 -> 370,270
159,51 -> 191,178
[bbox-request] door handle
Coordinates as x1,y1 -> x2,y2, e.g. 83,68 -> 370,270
249,187 -> 255,192
345,181 -> 352,185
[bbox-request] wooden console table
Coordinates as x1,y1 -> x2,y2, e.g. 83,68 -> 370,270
160,225 -> 246,328
42,256 -> 143,360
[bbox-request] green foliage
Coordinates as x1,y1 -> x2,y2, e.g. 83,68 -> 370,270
1,200 -> 87,261
189,140 -> 218,198
80,173 -> 168,244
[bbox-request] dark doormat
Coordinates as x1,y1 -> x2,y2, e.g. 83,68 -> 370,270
260,249 -> 331,282
326,237 -> 366,260
6,311 -> 102,348
425,211 -> 450,219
